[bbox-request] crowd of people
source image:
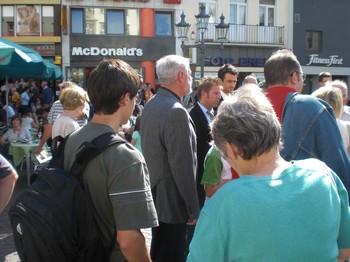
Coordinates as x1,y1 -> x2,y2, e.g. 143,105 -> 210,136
1,50 -> 350,261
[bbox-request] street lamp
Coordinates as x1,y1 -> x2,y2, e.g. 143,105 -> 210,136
175,12 -> 190,54
175,4 -> 210,78
215,14 -> 229,55
175,5 -> 230,78
195,4 -> 210,78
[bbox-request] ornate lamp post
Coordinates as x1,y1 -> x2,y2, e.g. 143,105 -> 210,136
215,14 -> 229,55
176,5 -> 229,78
175,12 -> 190,54
195,4 -> 210,78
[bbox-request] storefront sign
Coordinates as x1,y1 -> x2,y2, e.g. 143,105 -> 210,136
239,57 -> 265,67
205,56 -> 235,66
72,47 -> 143,57
23,44 -> 55,56
306,54 -> 343,66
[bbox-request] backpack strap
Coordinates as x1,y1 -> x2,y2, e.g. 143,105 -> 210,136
69,132 -> 125,178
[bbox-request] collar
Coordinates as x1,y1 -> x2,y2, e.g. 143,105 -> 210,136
158,86 -> 181,101
266,86 -> 296,123
197,102 -> 213,124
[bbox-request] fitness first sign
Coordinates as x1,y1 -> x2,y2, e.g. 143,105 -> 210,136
306,54 -> 343,66
72,47 -> 143,57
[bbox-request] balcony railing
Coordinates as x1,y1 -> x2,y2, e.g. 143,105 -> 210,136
196,23 -> 285,46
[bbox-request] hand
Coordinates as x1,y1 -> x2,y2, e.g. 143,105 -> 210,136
186,219 -> 197,226
35,144 -> 43,154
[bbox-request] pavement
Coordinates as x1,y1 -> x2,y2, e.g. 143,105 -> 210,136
0,166 -> 152,262
0,169 -> 26,262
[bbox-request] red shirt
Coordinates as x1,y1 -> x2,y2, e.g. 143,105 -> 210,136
266,86 -> 296,123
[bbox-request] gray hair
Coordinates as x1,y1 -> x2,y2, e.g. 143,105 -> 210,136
156,55 -> 190,85
211,84 -> 282,160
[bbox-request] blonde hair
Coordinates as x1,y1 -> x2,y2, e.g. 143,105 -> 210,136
312,85 -> 342,118
59,85 -> 89,111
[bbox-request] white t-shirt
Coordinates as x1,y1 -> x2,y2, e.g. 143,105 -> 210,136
52,115 -> 80,139
21,117 -> 33,129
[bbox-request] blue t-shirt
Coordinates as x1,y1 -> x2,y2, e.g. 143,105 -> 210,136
188,158 -> 350,261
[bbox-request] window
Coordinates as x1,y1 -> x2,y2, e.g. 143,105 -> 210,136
71,9 -> 83,34
126,9 -> 139,35
71,8 -> 137,35
106,10 -> 124,34
42,6 -> 54,36
199,0 -> 217,23
155,12 -> 172,36
16,5 -> 41,36
86,8 -> 104,35
230,0 -> 246,25
305,31 -> 321,52
259,0 -> 275,26
2,6 -> 14,36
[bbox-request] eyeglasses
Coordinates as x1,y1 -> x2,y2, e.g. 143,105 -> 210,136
291,71 -> 306,81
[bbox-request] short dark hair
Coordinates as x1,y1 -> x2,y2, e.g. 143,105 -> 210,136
87,59 -> 141,115
217,64 -> 239,81
318,72 -> 332,83
264,49 -> 300,87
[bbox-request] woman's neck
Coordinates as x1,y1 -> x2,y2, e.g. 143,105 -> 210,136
61,110 -> 77,120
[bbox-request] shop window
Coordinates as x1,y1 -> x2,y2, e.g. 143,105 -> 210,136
71,9 -> 84,34
2,6 -> 14,36
42,6 -> 54,36
305,30 -> 322,52
155,12 -> 172,36
67,67 -> 84,88
106,10 -> 124,35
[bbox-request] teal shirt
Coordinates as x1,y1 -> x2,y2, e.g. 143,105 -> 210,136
188,158 -> 350,261
132,130 -> 142,153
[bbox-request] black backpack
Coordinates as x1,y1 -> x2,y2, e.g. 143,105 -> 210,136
8,132 -> 125,262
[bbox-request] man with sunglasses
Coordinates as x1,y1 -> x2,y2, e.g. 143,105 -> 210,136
265,49 -> 350,199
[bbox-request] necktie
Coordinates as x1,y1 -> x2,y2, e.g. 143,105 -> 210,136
207,110 -> 214,122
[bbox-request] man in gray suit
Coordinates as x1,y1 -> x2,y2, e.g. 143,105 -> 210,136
141,55 -> 199,262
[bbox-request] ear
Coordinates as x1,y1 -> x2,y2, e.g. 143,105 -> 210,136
178,71 -> 187,83
218,78 -> 224,86
225,142 -> 239,160
289,72 -> 299,85
120,93 -> 130,106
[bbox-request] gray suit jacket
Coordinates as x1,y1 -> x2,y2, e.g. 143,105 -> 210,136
141,87 -> 199,223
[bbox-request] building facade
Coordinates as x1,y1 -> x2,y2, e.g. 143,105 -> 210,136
3,0 -> 349,94
0,1 -> 62,68
292,0 -> 350,93
61,0 -> 182,88
180,0 -> 287,85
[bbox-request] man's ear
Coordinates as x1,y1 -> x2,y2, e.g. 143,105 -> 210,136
120,93 -> 130,106
178,71 -> 187,84
218,78 -> 224,86
289,72 -> 299,85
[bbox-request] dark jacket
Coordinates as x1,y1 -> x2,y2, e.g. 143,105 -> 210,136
189,102 -> 212,208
